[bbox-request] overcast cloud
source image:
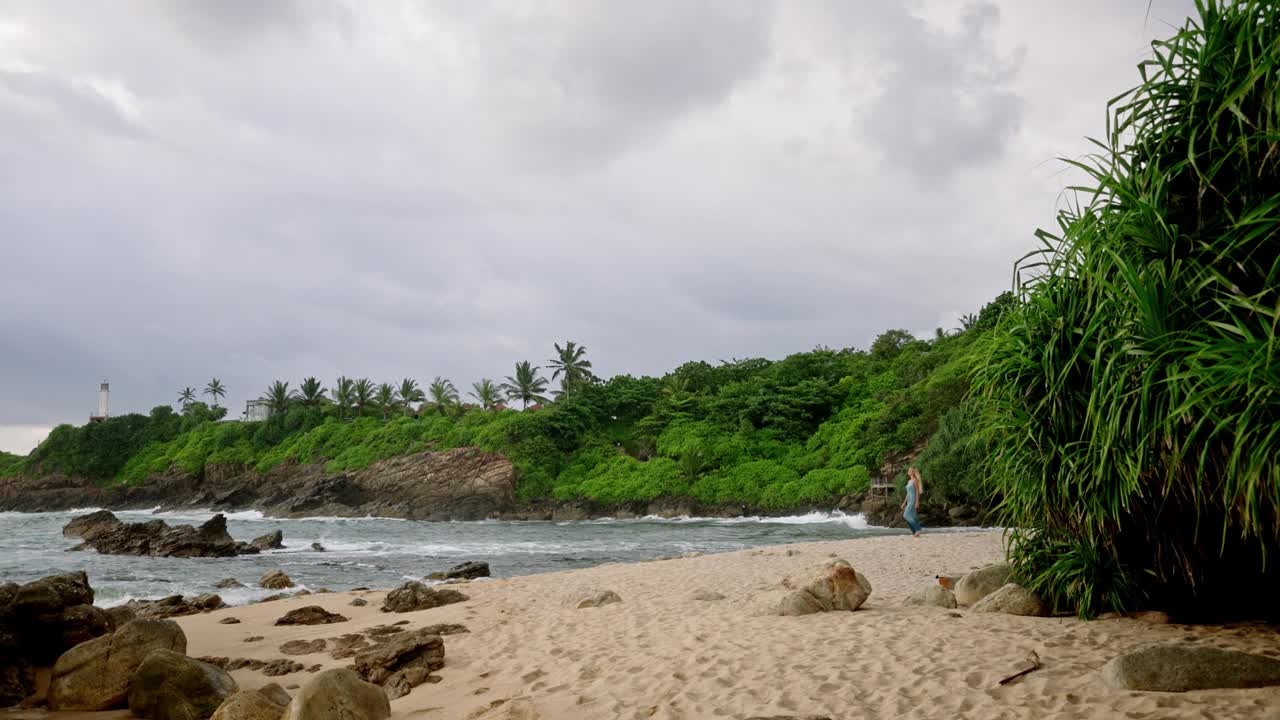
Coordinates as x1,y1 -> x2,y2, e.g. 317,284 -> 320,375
0,0 -> 1196,452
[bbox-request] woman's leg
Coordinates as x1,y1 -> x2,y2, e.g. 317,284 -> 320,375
903,508 -> 923,535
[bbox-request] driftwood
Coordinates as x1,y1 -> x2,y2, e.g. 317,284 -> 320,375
997,650 -> 1042,686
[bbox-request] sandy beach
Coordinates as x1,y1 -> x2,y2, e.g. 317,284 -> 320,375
101,531 -> 1273,720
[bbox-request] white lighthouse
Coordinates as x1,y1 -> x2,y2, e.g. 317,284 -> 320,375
90,381 -> 109,422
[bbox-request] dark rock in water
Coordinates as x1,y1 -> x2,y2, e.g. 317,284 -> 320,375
426,560 -> 489,581
124,593 -> 223,619
275,606 -> 348,626
251,530 -> 285,551
63,509 -> 122,538
214,578 -> 245,589
381,582 -> 469,613
349,628 -> 445,699
128,649 -> 238,720
260,570 -> 295,590
63,513 -> 260,558
1102,644 -> 1280,692
310,542 -> 326,552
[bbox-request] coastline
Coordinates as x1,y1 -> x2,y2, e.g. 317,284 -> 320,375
92,531 -> 1280,719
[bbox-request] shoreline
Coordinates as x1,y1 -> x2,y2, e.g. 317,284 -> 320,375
138,532 -> 1280,718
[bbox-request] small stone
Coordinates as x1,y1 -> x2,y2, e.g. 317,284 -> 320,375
215,578 -> 245,590
310,543 -> 325,552
244,636 -> 264,642
280,639 -> 327,656
350,598 -> 368,607
275,607 -> 348,626
219,617 -> 241,625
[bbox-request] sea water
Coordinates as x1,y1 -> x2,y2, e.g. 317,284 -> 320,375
0,508 -> 909,606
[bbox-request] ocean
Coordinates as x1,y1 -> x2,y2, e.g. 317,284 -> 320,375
0,508 -> 914,606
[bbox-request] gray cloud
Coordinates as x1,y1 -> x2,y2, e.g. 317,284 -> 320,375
0,1 -> 1200,451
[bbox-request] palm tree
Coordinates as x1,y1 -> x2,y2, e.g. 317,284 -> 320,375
204,378 -> 226,408
396,378 -> 424,416
959,313 -> 979,332
262,381 -> 297,415
469,378 -> 502,410
548,340 -> 594,394
428,377 -> 460,415
299,377 -> 326,407
332,376 -> 354,419
352,378 -> 375,417
500,361 -> 550,410
375,383 -> 398,420
178,387 -> 197,408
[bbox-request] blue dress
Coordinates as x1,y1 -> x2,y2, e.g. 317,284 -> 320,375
903,480 -> 923,533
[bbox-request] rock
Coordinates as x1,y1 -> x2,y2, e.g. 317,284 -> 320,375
210,690 -> 286,720
257,683 -> 291,707
904,585 -> 958,609
954,563 -> 1011,606
0,659 -> 35,707
275,606 -> 348,626
63,509 -> 122,538
381,582 -> 469,613
329,634 -> 372,660
310,543 -> 325,552
106,604 -> 138,627
251,530 -> 285,551
350,598 -> 368,607
66,513 -> 257,558
128,649 -> 238,720
125,595 -> 208,619
691,590 -> 726,601
215,578 -> 245,589
349,628 -> 445,699
190,593 -> 226,611
49,618 -> 187,711
280,639 -> 327,656
777,559 -> 871,616
260,570 -> 295,590
199,657 -> 307,677
1130,610 -> 1173,625
1102,644 -> 1280,692
283,668 -> 390,720
572,589 -> 622,609
219,617 -> 241,625
6,571 -> 113,664
425,561 -> 490,581
971,583 -> 1048,617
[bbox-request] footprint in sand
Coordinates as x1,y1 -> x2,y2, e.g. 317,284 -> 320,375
521,668 -> 546,684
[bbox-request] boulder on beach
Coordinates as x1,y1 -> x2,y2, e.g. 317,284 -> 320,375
571,589 -> 622,609
283,668 -> 390,720
210,689 -> 287,720
49,618 -> 187,711
260,570 -> 295,590
971,583 -> 1048,617
280,639 -> 327,656
128,649 -> 238,720
257,683 -> 292,707
251,530 -> 285,551
381,582 -> 469,613
275,606 -> 348,626
349,627 -> 446,699
777,559 -> 871,616
1102,644 -> 1280,692
904,585 -> 958,609
350,598 -> 368,607
4,571 -> 113,664
954,563 -> 1011,606
426,560 -> 490,581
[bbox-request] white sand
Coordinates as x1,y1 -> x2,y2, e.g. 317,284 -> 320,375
163,531 -> 1280,719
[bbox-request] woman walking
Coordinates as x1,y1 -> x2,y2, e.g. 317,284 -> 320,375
901,467 -> 923,536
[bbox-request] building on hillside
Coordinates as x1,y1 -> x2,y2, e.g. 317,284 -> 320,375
245,399 -> 271,422
89,381 -> 109,423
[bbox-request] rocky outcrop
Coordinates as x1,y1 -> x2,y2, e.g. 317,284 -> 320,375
349,628 -> 445,699
64,512 -> 264,558
971,583 -> 1048,616
954,564 -> 1012,606
280,639 -> 327,656
128,649 -> 238,720
777,559 -> 872,616
426,560 -> 490,581
49,618 -> 187,711
381,582 -> 469,613
124,594 -> 227,619
904,585 -> 958,609
275,607 -> 348,626
1102,644 -> 1280,691
284,668 -> 390,720
260,570 -> 295,590
250,530 -> 284,551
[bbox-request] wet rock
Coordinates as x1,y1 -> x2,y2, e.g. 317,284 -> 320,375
210,690 -> 286,720
250,530 -> 285,551
348,628 -> 445,699
425,561 -> 490,581
971,583 -> 1048,617
1102,644 -> 1280,692
124,595 -> 210,619
105,604 -> 137,627
904,585 -> 958,609
260,571 -> 295,590
280,639 -> 327,656
128,649 -> 238,720
215,578 -> 245,590
381,582 -> 469,613
5,571 -> 112,664
275,606 -> 348,626
571,589 -> 622,609
954,563 -> 1011,606
67,513 -> 257,558
310,543 -> 325,552
49,618 -> 187,711
777,559 -> 871,616
62,509 -> 121,538
282,667 -> 390,720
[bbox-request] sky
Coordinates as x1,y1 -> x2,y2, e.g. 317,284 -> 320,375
0,0 -> 1197,453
